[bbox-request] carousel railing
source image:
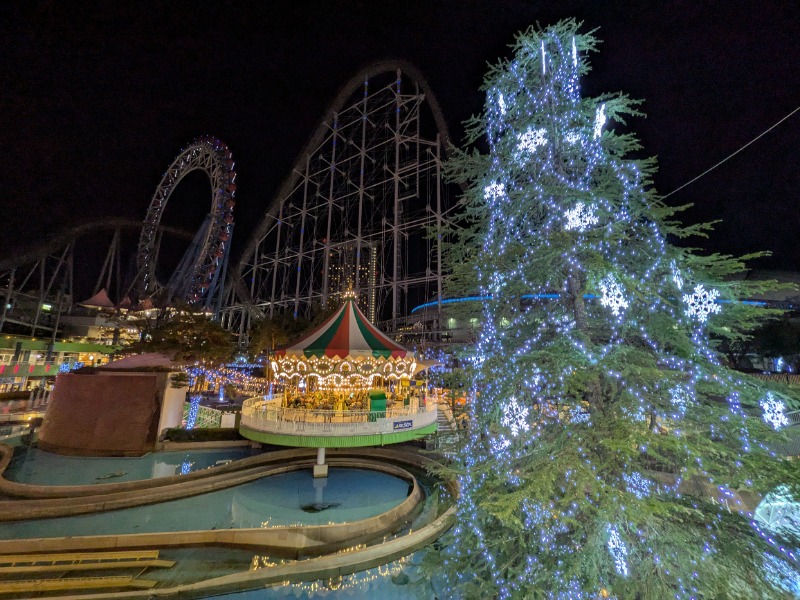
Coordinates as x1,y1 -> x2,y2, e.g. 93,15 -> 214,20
240,396 -> 437,436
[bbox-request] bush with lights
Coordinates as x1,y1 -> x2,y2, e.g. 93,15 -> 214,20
430,20 -> 800,599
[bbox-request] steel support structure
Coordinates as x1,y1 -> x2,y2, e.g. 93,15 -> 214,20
223,62 -> 456,345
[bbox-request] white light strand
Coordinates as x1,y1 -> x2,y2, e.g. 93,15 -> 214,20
541,40 -> 546,74
593,103 -> 606,139
572,36 -> 578,67
682,284 -> 721,323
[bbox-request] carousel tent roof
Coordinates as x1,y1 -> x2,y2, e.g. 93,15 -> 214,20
275,299 -> 413,360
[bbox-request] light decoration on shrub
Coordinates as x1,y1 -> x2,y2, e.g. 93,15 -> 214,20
683,284 -> 721,322
564,202 -> 599,232
501,397 -> 529,437
186,395 -> 201,429
599,274 -> 629,317
760,392 -> 789,430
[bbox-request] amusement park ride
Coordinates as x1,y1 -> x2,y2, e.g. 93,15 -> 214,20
0,61 -> 456,345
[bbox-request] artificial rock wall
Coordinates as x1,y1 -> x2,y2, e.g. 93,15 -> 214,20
38,372 -> 174,456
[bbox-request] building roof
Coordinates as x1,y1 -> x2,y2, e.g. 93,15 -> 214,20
275,299 -> 413,360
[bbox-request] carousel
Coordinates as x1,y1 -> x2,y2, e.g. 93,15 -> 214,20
239,294 -> 438,477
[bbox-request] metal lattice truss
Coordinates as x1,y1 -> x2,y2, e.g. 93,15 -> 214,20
223,62 -> 457,342
135,136 -> 236,311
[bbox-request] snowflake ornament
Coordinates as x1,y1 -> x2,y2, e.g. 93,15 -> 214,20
564,202 -> 599,232
683,284 -> 721,323
670,260 -> 684,290
607,525 -> 629,577
484,181 -> 506,202
593,103 -> 606,139
760,392 -> 789,430
516,127 -> 548,154
501,397 -> 530,437
600,274 -> 630,317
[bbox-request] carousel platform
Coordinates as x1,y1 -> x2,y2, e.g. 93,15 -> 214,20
239,396 -> 437,448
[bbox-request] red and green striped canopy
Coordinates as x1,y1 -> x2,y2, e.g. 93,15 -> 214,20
274,299 -> 413,360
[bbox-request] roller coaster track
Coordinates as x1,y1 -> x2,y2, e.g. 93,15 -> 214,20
223,59 -> 458,341
0,218 -> 193,273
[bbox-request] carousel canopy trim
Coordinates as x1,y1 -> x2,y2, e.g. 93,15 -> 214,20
275,299 -> 412,360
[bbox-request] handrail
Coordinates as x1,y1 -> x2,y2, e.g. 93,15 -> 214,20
241,395 -> 437,436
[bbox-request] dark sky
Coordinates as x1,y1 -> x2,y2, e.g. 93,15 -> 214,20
2,1 -> 799,291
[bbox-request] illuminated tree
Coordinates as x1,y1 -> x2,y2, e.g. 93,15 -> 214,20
432,20 -> 800,599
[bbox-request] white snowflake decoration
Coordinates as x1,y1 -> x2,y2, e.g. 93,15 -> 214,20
600,274 -> 629,317
517,127 -> 548,154
501,397 -> 530,437
564,130 -> 582,145
760,392 -> 789,430
564,202 -> 599,232
593,103 -> 606,139
670,260 -> 684,290
483,181 -> 506,201
607,525 -> 629,577
683,284 -> 721,323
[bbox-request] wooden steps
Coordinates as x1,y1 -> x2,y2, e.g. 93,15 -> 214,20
0,576 -> 157,592
0,559 -> 175,575
0,549 -> 173,594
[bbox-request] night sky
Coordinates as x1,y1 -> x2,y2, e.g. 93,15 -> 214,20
2,1 -> 799,296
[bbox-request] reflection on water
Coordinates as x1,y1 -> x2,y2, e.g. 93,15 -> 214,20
0,468 -> 410,540
228,552 -> 436,599
4,446 -> 257,485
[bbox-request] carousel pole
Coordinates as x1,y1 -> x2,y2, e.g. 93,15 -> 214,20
313,446 -> 328,478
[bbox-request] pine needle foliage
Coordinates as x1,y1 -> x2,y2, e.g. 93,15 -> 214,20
429,20 -> 800,600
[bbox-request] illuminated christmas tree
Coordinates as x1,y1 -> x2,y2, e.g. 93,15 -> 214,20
432,20 -> 800,599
